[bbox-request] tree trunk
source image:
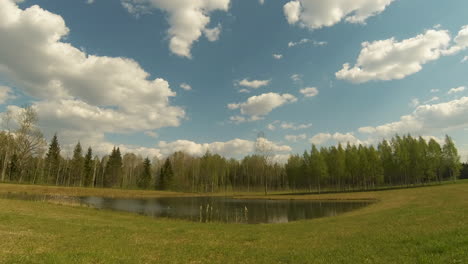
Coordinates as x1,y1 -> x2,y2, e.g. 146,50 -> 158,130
92,159 -> 97,188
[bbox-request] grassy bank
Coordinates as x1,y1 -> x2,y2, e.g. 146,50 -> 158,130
0,181 -> 467,263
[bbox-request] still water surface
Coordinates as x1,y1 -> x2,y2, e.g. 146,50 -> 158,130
1,192 -> 372,224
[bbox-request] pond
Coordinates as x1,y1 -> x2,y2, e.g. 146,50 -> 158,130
0,192 -> 373,224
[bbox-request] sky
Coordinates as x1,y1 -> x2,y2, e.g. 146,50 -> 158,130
0,0 -> 467,162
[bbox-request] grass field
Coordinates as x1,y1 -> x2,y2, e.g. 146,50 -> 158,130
0,181 -> 467,263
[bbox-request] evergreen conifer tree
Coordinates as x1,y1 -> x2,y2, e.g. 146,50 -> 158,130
45,133 -> 61,184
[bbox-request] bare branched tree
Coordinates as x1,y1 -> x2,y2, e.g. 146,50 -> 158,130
14,106 -> 46,182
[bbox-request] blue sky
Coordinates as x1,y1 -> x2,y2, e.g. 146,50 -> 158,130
1,0 -> 467,161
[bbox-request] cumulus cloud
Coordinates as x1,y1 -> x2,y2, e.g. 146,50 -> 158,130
158,138 -> 291,157
287,38 -> 326,48
228,92 -> 297,120
310,132 -> 364,145
409,98 -> 420,108
442,25 -> 468,55
180,83 -> 192,91
448,86 -> 465,94
237,79 -> 270,89
336,29 -> 452,83
267,121 -> 312,131
285,134 -> 307,142
0,0 -> 184,147
272,54 -> 283,59
462,56 -> 468,63
203,24 -> 222,42
283,0 -> 394,30
121,0 -> 230,58
358,97 -> 468,138
299,87 -> 319,97
430,89 -> 440,93
336,26 -> 468,83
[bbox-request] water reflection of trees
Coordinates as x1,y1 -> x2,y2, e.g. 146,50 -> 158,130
9,194 -> 372,224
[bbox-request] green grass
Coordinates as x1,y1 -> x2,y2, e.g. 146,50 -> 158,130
0,181 -> 467,263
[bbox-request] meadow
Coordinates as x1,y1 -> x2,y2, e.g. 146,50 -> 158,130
0,181 -> 466,263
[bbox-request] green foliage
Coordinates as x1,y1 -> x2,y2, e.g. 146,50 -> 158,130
157,158 -> 173,190
70,142 -> 84,186
45,133 -> 61,184
83,147 -> 93,187
283,135 -> 461,192
104,147 -> 123,188
137,157 -> 151,189
0,119 -> 463,193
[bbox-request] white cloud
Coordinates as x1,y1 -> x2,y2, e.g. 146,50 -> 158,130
299,87 -> 319,97
283,0 -> 394,30
273,54 -> 283,59
229,115 -> 247,124
285,134 -> 307,142
259,0 -> 265,5
462,56 -> 468,63
0,0 -> 184,146
442,25 -> 468,55
290,74 -> 301,82
158,138 -> 291,158
267,121 -> 312,131
272,154 -> 291,165
86,0 -> 94,4
0,86 -> 14,104
336,29 -> 451,83
424,96 -> 439,104
337,26 -> 468,83
121,0 -> 230,58
228,92 -> 297,120
144,131 -> 158,138
203,24 -> 222,42
283,1 -> 301,24
180,83 -> 192,91
78,137 -> 291,161
430,89 -> 440,93
310,132 -> 364,145
409,98 -> 420,108
359,97 -> 468,138
237,79 -> 270,89
287,38 -> 326,48
448,86 -> 465,94
238,89 -> 250,93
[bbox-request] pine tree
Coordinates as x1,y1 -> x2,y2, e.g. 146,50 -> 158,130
70,142 -> 84,186
157,158 -> 173,190
83,147 -> 93,187
45,133 -> 61,184
104,147 -> 123,187
137,157 -> 151,189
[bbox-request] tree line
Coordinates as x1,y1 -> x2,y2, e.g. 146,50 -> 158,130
0,107 -> 465,193
286,135 -> 462,192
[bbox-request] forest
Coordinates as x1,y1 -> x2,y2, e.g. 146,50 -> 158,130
0,106 -> 465,193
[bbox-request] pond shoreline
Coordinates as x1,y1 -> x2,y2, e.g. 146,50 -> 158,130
0,181 -> 453,202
